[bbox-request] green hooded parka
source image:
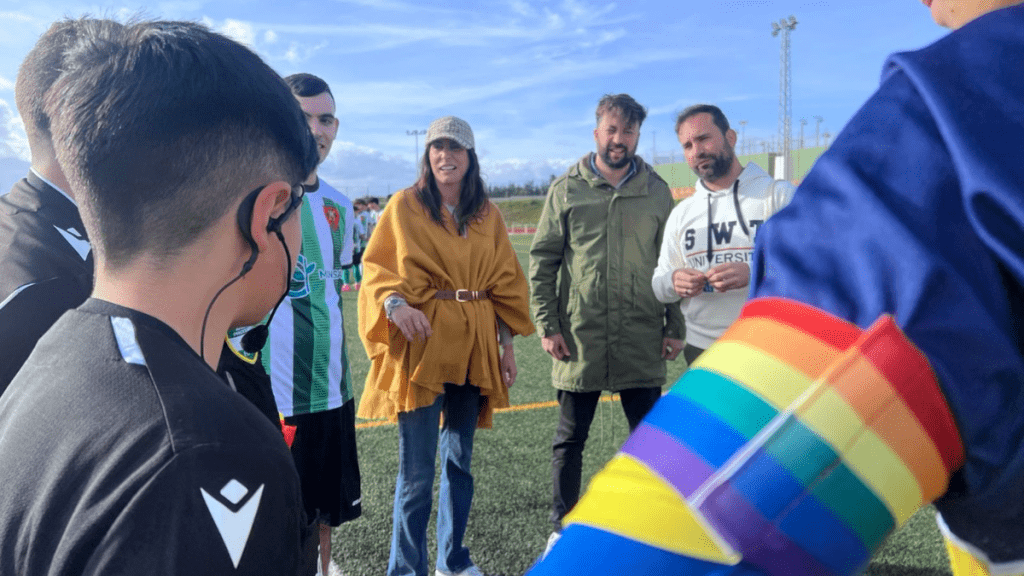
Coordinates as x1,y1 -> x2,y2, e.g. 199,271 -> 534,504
529,154 -> 684,392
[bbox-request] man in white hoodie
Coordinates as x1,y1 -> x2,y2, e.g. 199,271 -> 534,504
652,104 -> 794,364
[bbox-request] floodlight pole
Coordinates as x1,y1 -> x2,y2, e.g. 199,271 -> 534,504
797,118 -> 808,178
739,120 -> 748,156
814,115 -> 823,147
406,129 -> 426,170
772,15 -> 797,181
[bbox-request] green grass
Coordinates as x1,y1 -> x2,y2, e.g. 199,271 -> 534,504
333,234 -> 951,576
491,199 -> 545,228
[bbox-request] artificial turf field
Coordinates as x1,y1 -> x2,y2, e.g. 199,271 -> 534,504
332,234 -> 953,576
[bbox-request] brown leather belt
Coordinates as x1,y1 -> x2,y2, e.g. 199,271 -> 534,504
434,289 -> 490,302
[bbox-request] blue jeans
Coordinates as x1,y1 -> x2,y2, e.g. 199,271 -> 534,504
388,383 -> 481,576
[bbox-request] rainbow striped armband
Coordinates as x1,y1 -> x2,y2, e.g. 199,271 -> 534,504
529,298 -> 964,576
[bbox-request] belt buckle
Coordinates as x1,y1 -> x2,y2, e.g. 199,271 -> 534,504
455,289 -> 472,302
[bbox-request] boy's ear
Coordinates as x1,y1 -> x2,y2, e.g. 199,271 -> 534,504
248,181 -> 293,252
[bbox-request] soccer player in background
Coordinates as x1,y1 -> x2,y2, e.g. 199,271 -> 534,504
260,72 -> 362,576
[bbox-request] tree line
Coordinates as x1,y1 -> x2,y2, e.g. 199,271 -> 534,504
488,175 -> 557,198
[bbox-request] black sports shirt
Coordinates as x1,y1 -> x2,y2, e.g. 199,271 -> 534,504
0,299 -> 313,575
0,171 -> 92,395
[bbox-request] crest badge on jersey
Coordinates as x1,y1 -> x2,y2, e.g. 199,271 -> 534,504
323,206 -> 340,231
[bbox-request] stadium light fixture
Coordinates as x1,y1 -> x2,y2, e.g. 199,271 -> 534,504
406,129 -> 426,171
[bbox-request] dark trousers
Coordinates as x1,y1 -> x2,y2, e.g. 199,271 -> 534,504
684,344 -> 705,366
550,387 -> 661,530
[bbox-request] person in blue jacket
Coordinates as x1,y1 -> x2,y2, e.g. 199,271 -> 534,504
529,1 -> 1024,575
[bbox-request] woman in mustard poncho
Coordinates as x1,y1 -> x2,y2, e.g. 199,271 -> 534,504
357,116 -> 534,576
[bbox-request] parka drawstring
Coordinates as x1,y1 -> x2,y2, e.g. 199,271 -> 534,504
706,179 -> 749,265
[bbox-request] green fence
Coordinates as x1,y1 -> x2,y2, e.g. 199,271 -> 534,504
654,145 -> 828,189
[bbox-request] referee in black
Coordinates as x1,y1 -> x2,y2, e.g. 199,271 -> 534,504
0,19 -> 320,575
0,19 -> 282,431
0,19 -> 114,395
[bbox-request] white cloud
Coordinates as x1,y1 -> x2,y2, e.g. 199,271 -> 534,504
219,18 -> 256,47
0,12 -> 33,23
0,99 -> 29,161
198,17 -> 326,65
262,22 -> 547,52
313,138 -> 577,196
277,40 -> 328,65
543,9 -> 564,30
315,140 -> 578,195
508,0 -> 535,17
0,156 -> 30,193
227,1 -> 622,56
332,46 -> 685,116
589,28 -> 625,46
114,7 -> 139,22
329,0 -> 418,10
561,0 -> 590,22
481,156 -> 577,187
316,141 -> 417,198
560,0 -> 622,26
284,44 -> 299,63
0,76 -> 13,92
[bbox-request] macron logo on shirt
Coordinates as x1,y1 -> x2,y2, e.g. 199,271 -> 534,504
201,479 -> 264,569
52,225 -> 91,260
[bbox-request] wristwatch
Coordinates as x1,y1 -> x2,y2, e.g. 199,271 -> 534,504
384,293 -> 408,320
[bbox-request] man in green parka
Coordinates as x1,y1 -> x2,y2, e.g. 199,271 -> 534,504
529,93 -> 685,553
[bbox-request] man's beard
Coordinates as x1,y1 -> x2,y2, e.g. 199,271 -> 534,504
600,142 -> 635,170
694,147 -> 734,181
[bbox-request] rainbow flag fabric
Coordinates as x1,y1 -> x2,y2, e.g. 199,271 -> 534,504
528,297 -> 964,576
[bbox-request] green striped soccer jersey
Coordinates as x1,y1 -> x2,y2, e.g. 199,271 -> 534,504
262,179 -> 355,416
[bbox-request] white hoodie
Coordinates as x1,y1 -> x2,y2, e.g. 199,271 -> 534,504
651,162 -> 795,349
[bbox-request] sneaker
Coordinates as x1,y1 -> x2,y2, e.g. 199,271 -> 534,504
435,565 -> 484,576
341,284 -> 352,292
542,531 -> 561,559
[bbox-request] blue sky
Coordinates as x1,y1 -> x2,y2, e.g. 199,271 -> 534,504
0,0 -> 946,198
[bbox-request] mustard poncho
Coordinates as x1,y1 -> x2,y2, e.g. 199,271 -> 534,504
357,188 -> 535,428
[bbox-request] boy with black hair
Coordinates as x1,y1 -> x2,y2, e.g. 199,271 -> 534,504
0,18 -> 319,575
0,18 -> 122,396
